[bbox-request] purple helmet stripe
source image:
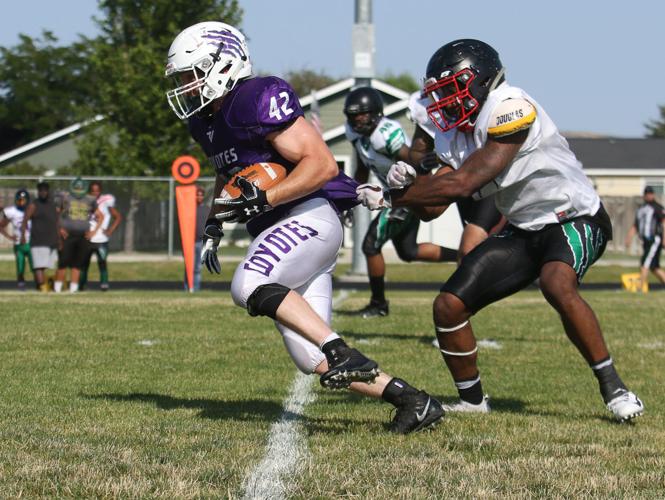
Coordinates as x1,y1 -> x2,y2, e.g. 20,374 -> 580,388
203,30 -> 246,59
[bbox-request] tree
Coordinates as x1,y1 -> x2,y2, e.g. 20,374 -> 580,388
381,71 -> 420,93
283,69 -> 336,98
72,0 -> 243,251
0,32 -> 95,154
645,105 -> 665,138
73,0 -> 243,177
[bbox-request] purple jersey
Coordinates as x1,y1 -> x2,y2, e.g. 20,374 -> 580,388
188,76 -> 359,236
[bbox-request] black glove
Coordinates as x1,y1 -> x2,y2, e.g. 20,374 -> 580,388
200,219 -> 224,274
214,176 -> 272,223
416,151 -> 441,174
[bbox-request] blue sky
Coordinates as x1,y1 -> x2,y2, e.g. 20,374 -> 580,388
2,0 -> 664,138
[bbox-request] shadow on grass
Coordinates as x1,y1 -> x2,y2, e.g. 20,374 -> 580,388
82,392 -> 376,432
82,392 -> 284,422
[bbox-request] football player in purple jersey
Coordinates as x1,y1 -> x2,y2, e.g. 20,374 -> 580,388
165,21 -> 443,433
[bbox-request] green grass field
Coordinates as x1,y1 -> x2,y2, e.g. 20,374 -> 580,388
0,285 -> 663,497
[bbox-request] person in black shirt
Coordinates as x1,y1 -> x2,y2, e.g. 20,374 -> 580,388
20,182 -> 59,292
625,186 -> 665,289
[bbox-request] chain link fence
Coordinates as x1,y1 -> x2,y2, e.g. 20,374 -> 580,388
0,176 -> 226,255
0,175 -> 663,255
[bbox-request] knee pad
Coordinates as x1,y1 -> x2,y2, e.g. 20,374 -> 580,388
362,231 -> 381,257
246,283 -> 291,319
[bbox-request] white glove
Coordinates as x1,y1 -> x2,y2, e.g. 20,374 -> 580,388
387,161 -> 417,189
356,184 -> 391,210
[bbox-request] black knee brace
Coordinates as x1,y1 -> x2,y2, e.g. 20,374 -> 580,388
246,283 -> 291,319
394,238 -> 419,262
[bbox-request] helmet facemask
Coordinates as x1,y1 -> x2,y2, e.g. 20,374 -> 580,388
424,69 -> 479,133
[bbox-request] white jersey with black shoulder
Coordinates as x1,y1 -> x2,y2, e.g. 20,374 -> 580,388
407,91 -> 437,139
433,82 -> 599,231
345,116 -> 410,188
2,206 -> 30,240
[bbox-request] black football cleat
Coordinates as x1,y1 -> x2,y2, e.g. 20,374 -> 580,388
389,391 -> 444,434
320,345 -> 379,389
354,300 -> 389,319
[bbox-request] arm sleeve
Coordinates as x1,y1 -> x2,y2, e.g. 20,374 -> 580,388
370,120 -> 407,158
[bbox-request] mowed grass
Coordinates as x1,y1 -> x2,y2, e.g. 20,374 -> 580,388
0,288 -> 663,497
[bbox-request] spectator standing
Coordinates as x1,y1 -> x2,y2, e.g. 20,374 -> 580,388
80,181 -> 123,291
54,178 -> 103,293
0,189 -> 34,290
625,186 -> 665,289
20,182 -> 59,292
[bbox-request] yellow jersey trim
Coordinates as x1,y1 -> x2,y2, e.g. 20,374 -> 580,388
487,108 -> 537,137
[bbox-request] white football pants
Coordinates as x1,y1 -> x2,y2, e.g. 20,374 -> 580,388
230,198 -> 342,372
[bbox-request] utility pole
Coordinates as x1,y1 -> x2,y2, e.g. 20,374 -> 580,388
350,0 -> 375,275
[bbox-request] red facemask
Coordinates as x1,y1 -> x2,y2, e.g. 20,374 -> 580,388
424,68 -> 478,133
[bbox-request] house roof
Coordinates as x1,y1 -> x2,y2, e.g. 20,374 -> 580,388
0,115 -> 104,167
567,138 -> 665,170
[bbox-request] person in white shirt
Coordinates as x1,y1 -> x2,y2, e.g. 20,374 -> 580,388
80,181 -> 123,291
357,39 -> 643,422
0,189 -> 34,290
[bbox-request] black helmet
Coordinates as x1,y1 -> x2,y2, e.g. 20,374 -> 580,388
343,86 -> 384,135
424,39 -> 505,132
14,188 -> 30,209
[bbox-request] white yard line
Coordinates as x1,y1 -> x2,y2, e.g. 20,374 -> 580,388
241,289 -> 352,499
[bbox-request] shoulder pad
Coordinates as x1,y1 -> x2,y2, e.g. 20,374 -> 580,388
487,98 -> 536,138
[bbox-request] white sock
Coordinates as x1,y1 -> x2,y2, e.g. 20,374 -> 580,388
319,332 -> 341,350
54,281 -> 63,293
69,282 -> 79,293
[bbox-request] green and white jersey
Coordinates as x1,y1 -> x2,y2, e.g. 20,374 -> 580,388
345,117 -> 410,188
2,206 -> 30,240
433,82 -> 599,231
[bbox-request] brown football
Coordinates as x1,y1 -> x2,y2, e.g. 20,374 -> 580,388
220,162 -> 288,199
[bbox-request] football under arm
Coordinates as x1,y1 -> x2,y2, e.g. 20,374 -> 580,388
266,116 -> 339,207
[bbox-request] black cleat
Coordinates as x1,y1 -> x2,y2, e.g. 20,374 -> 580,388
355,300 -> 389,319
320,345 -> 379,389
390,391 -> 444,434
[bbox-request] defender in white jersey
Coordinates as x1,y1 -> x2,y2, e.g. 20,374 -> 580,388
344,87 -> 458,318
0,189 -> 34,290
80,181 -> 123,291
359,39 -> 643,421
406,91 -> 503,260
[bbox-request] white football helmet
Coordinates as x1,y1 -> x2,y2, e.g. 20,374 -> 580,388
165,21 -> 252,120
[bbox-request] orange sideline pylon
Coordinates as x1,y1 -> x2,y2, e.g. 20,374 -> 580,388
172,156 -> 201,292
